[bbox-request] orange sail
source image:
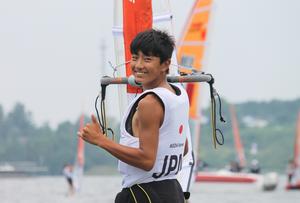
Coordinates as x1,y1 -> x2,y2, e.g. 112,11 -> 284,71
123,0 -> 152,94
77,114 -> 85,167
229,105 -> 246,168
175,0 -> 213,191
177,0 -> 213,119
294,111 -> 300,167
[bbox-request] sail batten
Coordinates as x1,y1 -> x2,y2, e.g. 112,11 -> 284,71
180,41 -> 206,46
112,13 -> 173,35
194,6 -> 212,14
153,13 -> 172,22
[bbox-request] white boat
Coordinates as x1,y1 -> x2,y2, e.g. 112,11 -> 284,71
196,105 -> 278,191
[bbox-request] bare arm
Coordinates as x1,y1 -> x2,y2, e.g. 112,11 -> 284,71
78,94 -> 163,171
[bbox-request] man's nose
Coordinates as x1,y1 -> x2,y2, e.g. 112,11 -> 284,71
135,58 -> 144,68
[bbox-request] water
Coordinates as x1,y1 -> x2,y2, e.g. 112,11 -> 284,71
0,175 -> 299,203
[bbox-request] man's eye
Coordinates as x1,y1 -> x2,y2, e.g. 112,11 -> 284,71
131,56 -> 137,61
144,57 -> 152,62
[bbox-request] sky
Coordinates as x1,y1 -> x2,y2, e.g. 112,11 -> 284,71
0,0 -> 299,128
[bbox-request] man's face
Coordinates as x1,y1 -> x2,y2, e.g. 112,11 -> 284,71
130,51 -> 169,89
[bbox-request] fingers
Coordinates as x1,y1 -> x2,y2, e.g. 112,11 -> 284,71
83,125 -> 89,133
77,128 -> 91,143
77,131 -> 85,140
77,125 -> 89,138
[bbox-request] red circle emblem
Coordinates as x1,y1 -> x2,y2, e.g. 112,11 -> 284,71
179,125 -> 183,135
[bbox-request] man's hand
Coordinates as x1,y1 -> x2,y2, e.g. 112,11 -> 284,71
77,115 -> 106,147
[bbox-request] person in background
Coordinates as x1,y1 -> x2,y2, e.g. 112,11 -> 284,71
286,159 -> 296,183
229,160 -> 242,172
63,164 -> 75,196
249,159 -> 260,174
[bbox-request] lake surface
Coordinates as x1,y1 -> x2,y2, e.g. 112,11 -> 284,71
0,175 -> 299,203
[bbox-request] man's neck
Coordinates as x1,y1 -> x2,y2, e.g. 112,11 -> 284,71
143,79 -> 174,94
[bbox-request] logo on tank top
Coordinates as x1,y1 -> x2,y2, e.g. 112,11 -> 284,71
152,154 -> 183,179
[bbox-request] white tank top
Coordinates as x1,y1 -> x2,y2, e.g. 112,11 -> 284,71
118,84 -> 190,188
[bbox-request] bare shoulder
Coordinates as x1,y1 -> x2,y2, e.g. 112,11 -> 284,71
137,93 -> 164,123
138,93 -> 163,111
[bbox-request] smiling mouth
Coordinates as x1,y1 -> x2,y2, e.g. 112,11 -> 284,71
134,71 -> 146,76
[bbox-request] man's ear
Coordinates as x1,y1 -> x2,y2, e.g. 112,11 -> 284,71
162,59 -> 171,73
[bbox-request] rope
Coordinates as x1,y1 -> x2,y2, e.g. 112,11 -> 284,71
129,187 -> 138,203
137,184 -> 152,203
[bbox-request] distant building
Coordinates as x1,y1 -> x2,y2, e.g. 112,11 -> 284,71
242,116 -> 268,128
0,161 -> 48,176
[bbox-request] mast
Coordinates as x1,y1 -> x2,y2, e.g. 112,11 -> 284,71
229,104 -> 246,168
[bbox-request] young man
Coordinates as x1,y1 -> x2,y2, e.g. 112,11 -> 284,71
78,29 -> 189,202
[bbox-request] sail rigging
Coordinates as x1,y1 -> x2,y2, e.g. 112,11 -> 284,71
176,0 -> 213,180
112,0 -> 195,195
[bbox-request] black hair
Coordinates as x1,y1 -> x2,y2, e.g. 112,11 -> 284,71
130,29 -> 175,64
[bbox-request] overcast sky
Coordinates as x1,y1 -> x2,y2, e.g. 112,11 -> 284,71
0,0 -> 299,127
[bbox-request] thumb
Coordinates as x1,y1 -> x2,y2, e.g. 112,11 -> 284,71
91,114 -> 98,124
91,114 -> 103,133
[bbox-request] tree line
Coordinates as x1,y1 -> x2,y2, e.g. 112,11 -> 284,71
0,98 -> 299,174
0,103 -> 119,174
199,98 -> 300,173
